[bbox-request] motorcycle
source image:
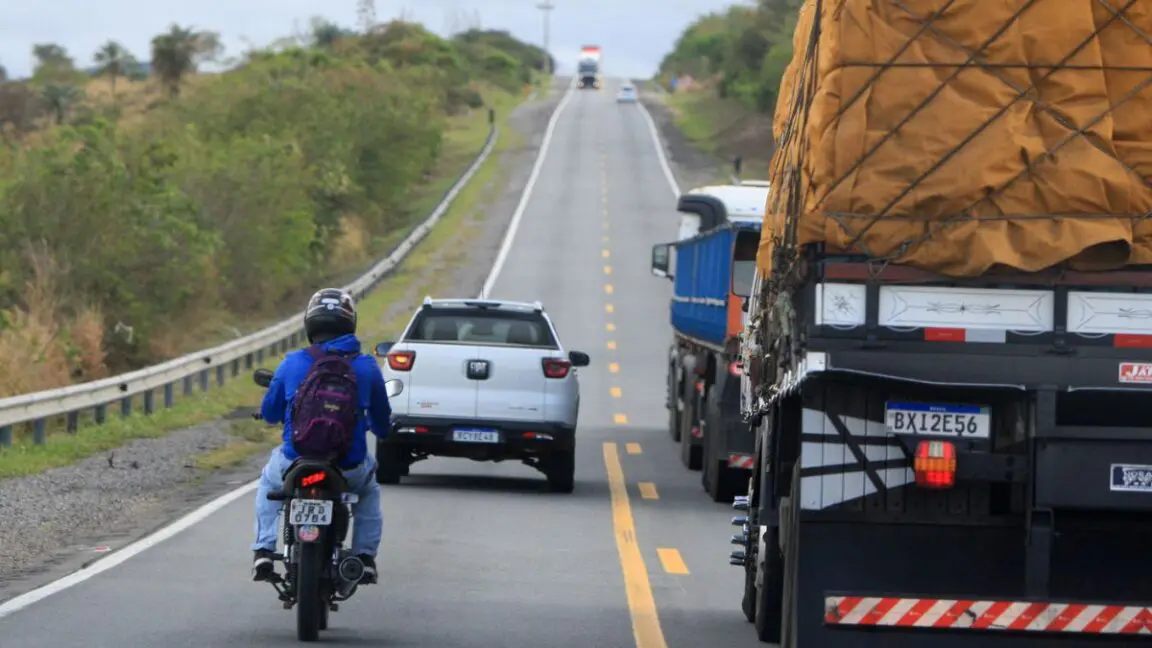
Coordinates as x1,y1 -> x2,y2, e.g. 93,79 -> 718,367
251,368 -> 404,642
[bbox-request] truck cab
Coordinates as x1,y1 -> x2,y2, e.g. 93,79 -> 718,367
651,182 -> 768,501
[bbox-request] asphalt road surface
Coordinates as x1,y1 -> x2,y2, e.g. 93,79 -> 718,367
0,79 -> 764,648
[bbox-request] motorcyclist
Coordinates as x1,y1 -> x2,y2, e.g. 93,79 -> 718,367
251,288 -> 391,583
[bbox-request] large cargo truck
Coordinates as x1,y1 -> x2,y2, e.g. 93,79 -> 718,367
731,1 -> 1152,647
577,45 -> 600,89
651,182 -> 769,501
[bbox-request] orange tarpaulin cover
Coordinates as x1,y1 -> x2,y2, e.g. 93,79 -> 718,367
760,0 -> 1152,277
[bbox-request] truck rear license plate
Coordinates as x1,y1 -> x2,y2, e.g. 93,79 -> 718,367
452,428 -> 500,443
885,401 -> 990,438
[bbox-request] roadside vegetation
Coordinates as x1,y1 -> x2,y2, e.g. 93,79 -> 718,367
0,18 -> 551,397
653,0 -> 801,178
0,69 -> 532,479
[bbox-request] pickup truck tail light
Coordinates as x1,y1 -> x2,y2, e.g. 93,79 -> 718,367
387,350 -> 415,371
542,358 -> 571,379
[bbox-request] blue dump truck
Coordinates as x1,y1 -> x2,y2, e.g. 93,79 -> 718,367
650,183 -> 768,501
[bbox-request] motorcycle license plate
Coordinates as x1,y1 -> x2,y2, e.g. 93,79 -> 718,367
289,499 -> 333,526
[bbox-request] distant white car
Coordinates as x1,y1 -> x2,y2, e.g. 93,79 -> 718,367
374,298 -> 589,492
616,83 -> 638,103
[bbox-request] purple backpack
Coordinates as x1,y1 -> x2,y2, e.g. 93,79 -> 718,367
289,346 -> 360,460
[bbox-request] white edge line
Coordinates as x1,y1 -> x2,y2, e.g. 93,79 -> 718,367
478,77 -> 577,299
0,480 -> 259,618
0,81 -> 572,620
631,78 -> 682,197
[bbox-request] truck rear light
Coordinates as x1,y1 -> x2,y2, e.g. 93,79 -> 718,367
914,440 -> 956,488
542,358 -> 571,378
396,426 -> 428,434
386,351 -> 415,371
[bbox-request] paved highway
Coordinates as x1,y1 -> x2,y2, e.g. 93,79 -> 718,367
0,79 -> 762,648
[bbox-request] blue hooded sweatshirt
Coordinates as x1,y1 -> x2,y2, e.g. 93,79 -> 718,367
260,333 -> 392,467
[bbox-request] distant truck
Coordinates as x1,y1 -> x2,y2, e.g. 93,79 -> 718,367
730,2 -> 1152,647
650,181 -> 769,502
577,45 -> 600,89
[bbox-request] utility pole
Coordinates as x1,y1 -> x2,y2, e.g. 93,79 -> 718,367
535,0 -> 554,75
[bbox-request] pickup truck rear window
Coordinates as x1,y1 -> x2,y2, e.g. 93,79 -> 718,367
404,308 -> 558,348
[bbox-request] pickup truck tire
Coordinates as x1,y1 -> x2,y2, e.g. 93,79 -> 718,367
546,450 -> 575,493
376,443 -> 405,485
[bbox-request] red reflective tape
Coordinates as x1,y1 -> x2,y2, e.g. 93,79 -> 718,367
1047,603 -> 1086,631
1007,602 -> 1049,630
1115,334 -> 1152,348
972,600 -> 1013,629
1083,606 -> 1122,632
935,600 -> 974,628
925,327 -> 965,342
860,598 -> 899,624
826,596 -> 864,623
895,598 -> 938,627
1120,608 -> 1152,633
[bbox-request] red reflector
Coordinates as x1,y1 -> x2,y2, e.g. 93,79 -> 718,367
415,426 -> 429,433
301,471 -> 326,487
1114,334 -> 1152,348
728,360 -> 742,376
387,350 -> 415,371
694,379 -> 705,393
542,358 -> 571,378
924,327 -> 965,342
914,440 -> 956,489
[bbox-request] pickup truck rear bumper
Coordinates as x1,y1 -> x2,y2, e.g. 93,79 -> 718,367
383,416 -> 576,454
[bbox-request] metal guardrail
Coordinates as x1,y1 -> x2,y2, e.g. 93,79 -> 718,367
0,116 -> 502,447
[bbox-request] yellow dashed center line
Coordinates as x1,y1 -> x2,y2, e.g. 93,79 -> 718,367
605,304 -> 614,313
611,386 -> 623,398
603,443 -> 668,647
614,413 -> 628,424
604,265 -> 612,275
606,323 -> 616,332
638,482 -> 659,499
605,284 -> 614,294
602,249 -> 610,258
609,362 -> 620,373
656,548 -> 690,575
625,442 -> 642,454
607,341 -> 617,350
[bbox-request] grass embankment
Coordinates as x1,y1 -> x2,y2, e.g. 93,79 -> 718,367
653,1 -> 801,182
0,22 -> 551,395
664,89 -> 775,183
0,79 -> 536,479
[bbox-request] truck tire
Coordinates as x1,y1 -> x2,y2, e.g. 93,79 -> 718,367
376,443 -> 404,485
702,390 -> 742,501
667,364 -> 681,442
776,463 -> 801,648
678,377 -> 703,470
546,450 -> 575,493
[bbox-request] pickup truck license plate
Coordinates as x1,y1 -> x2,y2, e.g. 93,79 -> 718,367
288,499 -> 333,526
885,401 -> 990,438
452,428 -> 500,443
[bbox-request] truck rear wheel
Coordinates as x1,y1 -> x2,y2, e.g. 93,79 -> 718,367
679,378 -> 703,470
775,463 -> 801,647
667,365 -> 682,442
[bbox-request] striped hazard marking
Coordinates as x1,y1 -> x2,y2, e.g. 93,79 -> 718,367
825,596 -> 1152,634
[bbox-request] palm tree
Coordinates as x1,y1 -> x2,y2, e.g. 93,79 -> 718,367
41,83 -> 79,124
150,25 -> 203,97
94,41 -> 135,98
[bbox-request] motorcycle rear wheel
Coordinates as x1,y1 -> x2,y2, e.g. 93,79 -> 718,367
296,542 -> 325,641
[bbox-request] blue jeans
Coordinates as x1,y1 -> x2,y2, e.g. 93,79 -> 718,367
251,446 -> 383,557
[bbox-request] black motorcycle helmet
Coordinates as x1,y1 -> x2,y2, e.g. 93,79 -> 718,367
304,288 -> 357,343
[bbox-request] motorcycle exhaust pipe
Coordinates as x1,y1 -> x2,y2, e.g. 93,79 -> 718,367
336,556 -> 364,596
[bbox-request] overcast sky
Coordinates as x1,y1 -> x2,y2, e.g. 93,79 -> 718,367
1,0 -> 750,79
